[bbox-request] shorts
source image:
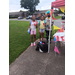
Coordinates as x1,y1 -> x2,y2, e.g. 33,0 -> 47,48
40,29 -> 45,33
31,30 -> 36,35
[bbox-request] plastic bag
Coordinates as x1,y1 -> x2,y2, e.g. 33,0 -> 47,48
27,28 -> 31,34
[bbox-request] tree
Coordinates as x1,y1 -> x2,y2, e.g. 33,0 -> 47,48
20,10 -> 22,12
20,0 -> 40,13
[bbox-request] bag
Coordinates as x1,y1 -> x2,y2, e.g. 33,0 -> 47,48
27,28 -> 31,34
30,20 -> 32,25
36,41 -> 48,53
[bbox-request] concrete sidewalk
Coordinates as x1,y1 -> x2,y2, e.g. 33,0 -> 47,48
9,39 -> 65,75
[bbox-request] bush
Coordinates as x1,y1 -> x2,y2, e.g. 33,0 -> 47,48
9,16 -> 18,19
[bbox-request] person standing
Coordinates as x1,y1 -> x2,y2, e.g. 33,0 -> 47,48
38,15 -> 46,41
45,13 -> 54,43
29,15 -> 38,46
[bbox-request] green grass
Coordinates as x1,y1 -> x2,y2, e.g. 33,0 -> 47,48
54,16 -> 62,19
9,20 -> 39,65
9,20 -> 56,65
9,21 -> 29,65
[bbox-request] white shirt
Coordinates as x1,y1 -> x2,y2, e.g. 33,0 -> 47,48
30,21 -> 37,31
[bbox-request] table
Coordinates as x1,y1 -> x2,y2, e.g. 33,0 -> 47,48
53,30 -> 65,56
53,30 -> 65,42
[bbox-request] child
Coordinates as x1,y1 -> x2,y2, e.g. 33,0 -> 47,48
45,13 -> 54,43
38,15 -> 46,41
29,15 -> 37,46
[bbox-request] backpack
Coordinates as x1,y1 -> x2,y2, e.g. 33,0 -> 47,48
30,20 -> 32,26
30,20 -> 37,25
39,20 -> 45,26
36,41 -> 48,53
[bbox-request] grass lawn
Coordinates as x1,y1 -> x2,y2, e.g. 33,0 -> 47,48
9,20 -> 57,65
54,16 -> 62,19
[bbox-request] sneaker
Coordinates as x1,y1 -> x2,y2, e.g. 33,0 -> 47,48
39,49 -> 43,52
31,44 -> 33,46
34,43 -> 36,46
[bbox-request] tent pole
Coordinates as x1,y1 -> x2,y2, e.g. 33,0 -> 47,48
48,16 -> 52,53
55,42 -> 56,56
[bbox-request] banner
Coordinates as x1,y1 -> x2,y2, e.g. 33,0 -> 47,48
53,25 -> 60,30
60,6 -> 65,13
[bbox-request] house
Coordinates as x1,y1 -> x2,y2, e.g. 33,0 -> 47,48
9,11 -> 28,18
9,9 -> 58,18
33,10 -> 48,17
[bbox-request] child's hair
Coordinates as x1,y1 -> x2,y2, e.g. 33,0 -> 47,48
40,15 -> 44,20
32,15 -> 35,17
32,15 -> 35,21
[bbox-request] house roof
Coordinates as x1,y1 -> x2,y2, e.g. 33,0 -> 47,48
9,9 -> 58,16
9,12 -> 22,15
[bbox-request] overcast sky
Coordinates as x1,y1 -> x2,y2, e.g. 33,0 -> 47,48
9,0 -> 55,12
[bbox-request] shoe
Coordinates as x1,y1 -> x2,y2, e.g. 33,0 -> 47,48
39,49 -> 43,52
34,43 -> 36,46
31,44 -> 33,46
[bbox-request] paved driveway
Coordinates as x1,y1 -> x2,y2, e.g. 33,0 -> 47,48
9,39 -> 65,75
9,19 -> 30,21
54,19 -> 65,27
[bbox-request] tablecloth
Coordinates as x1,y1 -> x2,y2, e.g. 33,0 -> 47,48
53,30 -> 65,42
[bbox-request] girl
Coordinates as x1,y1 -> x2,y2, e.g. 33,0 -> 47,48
38,16 -> 46,41
29,15 -> 37,46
